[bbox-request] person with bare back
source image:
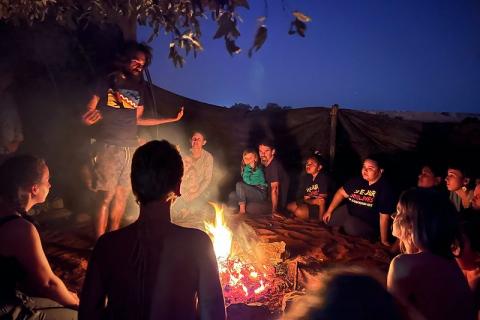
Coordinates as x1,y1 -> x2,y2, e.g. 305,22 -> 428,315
0,155 -> 78,319
79,140 -> 225,320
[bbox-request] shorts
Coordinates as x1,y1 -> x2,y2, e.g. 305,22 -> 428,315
93,143 -> 137,192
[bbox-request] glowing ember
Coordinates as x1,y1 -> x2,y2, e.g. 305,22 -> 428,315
204,203 -> 278,304
204,203 -> 232,260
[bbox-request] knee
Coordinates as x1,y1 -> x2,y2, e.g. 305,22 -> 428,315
294,205 -> 309,220
96,190 -> 115,206
115,186 -> 129,200
286,201 -> 297,212
236,181 -> 244,189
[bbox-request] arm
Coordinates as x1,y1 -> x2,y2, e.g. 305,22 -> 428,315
241,166 -> 254,185
82,95 -> 102,126
197,153 -> 214,195
198,234 -> 226,320
270,182 -> 280,214
136,106 -> 184,126
379,213 -> 391,246
78,240 -> 107,320
242,166 -> 265,186
323,187 -> 348,223
16,222 -> 79,308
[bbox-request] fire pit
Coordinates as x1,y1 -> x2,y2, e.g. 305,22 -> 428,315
204,203 -> 297,311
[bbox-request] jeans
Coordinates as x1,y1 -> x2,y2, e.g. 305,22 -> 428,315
235,182 -> 267,204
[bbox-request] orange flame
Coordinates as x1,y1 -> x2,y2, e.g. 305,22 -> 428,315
204,203 -> 232,260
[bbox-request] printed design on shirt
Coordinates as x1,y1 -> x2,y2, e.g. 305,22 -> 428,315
306,183 -> 320,198
348,188 -> 377,207
106,88 -> 140,109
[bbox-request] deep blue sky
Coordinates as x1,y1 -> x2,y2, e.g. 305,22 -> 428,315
138,0 -> 480,112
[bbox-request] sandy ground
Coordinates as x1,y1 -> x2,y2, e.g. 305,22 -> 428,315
39,207 -> 395,317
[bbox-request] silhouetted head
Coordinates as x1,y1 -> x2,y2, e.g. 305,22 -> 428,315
284,267 -> 405,320
131,140 -> 183,205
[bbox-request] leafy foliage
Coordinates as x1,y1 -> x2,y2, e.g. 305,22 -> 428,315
288,11 -> 310,37
0,0 -> 310,66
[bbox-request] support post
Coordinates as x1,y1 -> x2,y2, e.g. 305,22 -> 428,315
329,104 -> 339,170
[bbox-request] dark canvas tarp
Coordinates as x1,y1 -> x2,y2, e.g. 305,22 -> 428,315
141,85 -> 480,198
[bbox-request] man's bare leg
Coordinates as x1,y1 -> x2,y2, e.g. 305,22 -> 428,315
238,202 -> 246,214
94,190 -> 115,240
109,186 -> 129,232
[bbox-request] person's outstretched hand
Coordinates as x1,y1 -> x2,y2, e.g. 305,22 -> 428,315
82,109 -> 102,126
175,107 -> 184,121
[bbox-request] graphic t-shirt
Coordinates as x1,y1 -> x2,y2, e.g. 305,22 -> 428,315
95,75 -> 146,147
298,172 -> 330,200
343,176 -> 396,230
264,158 -> 290,209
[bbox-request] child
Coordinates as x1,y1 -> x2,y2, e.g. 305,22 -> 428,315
235,149 -> 268,214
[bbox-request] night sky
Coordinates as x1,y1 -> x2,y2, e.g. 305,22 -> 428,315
138,0 -> 480,113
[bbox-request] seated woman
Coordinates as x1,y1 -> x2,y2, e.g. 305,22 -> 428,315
322,155 -> 396,245
0,155 -> 78,319
174,131 -> 214,213
79,140 -> 225,320
445,163 -> 474,212
232,149 -> 268,214
388,188 -> 476,320
287,152 -> 331,221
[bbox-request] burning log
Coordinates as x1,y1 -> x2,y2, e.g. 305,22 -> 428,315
204,203 -> 298,310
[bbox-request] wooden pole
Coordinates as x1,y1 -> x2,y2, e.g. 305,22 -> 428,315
329,104 -> 339,170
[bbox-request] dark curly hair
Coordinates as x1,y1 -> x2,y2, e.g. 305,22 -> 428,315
131,140 -> 183,205
119,41 -> 152,67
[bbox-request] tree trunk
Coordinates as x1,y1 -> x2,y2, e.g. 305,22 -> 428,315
117,14 -> 137,41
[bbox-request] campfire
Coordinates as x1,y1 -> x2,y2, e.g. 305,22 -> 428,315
204,203 -> 294,308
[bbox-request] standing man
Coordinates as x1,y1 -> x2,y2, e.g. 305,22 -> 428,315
82,42 -> 184,239
258,141 -> 289,217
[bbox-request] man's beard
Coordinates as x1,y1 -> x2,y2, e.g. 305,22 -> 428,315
123,68 -> 143,80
